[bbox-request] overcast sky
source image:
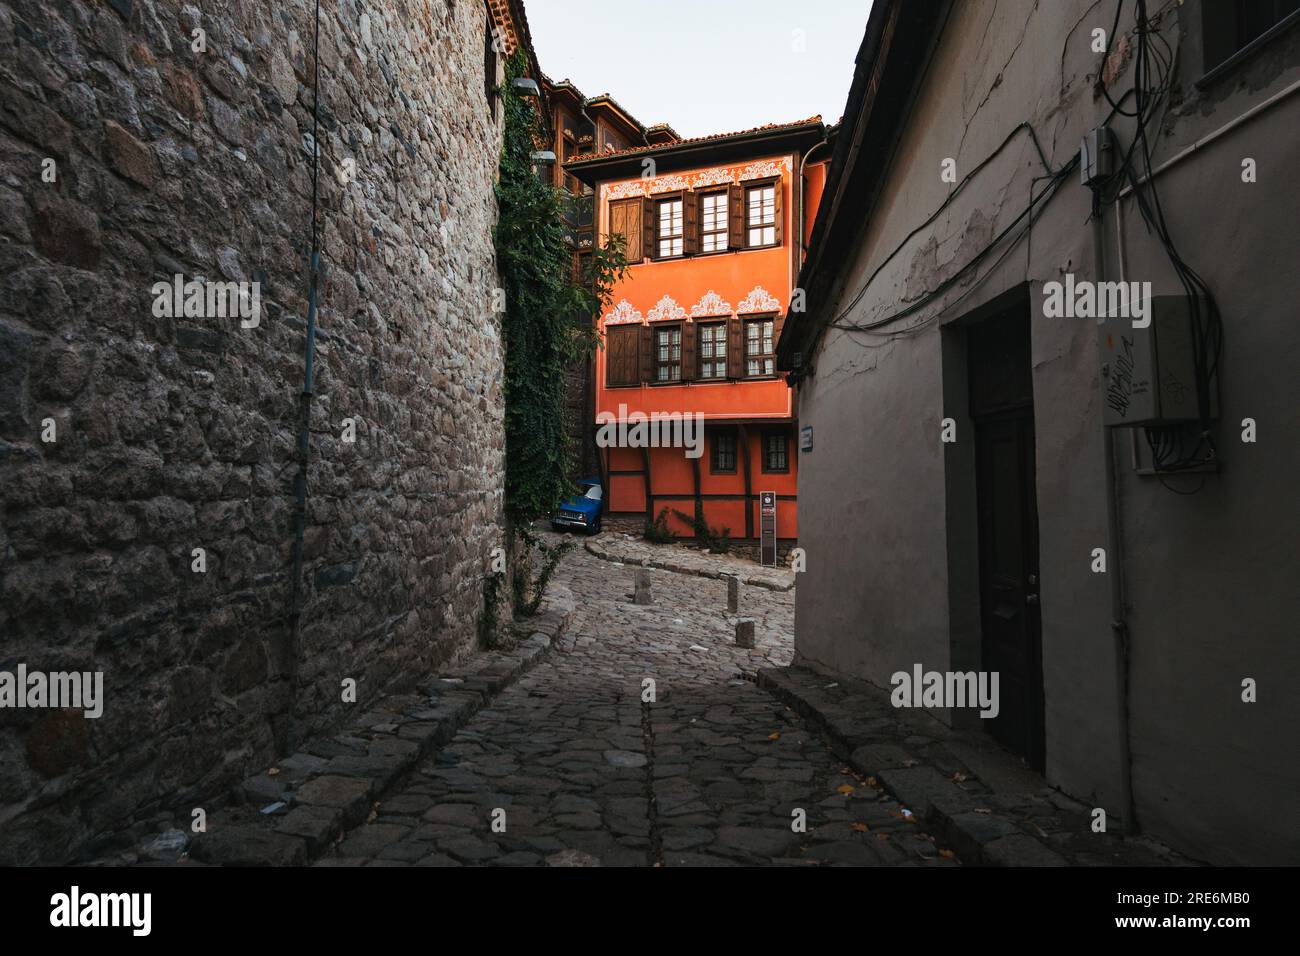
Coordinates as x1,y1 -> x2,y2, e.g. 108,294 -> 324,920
526,0 -> 872,139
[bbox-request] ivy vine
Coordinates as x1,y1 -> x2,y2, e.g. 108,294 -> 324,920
495,51 -> 628,528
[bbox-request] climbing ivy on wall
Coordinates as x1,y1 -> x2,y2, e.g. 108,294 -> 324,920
495,51 -> 626,526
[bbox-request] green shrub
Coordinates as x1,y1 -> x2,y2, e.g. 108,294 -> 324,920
672,501 -> 732,554
644,507 -> 677,544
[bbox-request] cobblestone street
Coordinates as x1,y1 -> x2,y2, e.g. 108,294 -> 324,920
319,537 -> 959,866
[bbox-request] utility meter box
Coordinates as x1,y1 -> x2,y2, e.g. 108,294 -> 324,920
1080,126 -> 1116,187
1098,294 -> 1217,427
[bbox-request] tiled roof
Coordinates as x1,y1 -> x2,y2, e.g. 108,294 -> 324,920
646,122 -> 682,141
541,77 -> 651,137
566,115 -> 824,163
584,93 -> 647,132
545,76 -> 588,101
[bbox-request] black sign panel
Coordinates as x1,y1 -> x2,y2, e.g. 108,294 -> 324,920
760,491 -> 777,566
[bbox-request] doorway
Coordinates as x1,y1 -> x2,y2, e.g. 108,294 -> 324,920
968,308 -> 1045,770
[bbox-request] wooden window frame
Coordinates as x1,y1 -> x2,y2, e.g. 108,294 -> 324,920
761,428 -> 790,474
697,189 -> 730,255
711,427 -> 738,475
743,177 -> 781,250
696,319 -> 729,381
651,192 -> 686,260
651,322 -> 683,384
743,314 -> 778,379
1199,0 -> 1300,84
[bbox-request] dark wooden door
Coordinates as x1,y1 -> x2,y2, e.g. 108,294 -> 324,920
969,310 -> 1045,769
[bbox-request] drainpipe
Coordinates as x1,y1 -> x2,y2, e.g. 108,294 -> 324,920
1091,201 -> 1137,834
798,136 -> 831,256
287,0 -> 324,747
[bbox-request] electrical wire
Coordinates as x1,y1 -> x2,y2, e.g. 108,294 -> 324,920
803,0 -> 1221,485
831,158 -> 1076,342
1102,0 -> 1222,477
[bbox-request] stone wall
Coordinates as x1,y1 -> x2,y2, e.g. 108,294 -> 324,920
0,0 -> 508,863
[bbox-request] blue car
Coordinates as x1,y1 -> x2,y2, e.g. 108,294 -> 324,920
551,478 -> 603,535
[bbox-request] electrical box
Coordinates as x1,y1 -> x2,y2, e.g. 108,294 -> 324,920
1080,126 -> 1116,187
1098,294 -> 1217,427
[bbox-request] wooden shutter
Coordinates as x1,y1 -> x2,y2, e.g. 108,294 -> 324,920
608,200 -> 627,254
772,179 -> 784,246
608,199 -> 644,262
681,321 -> 696,382
643,196 -> 657,260
606,325 -> 639,387
625,199 -> 643,262
639,324 -> 654,382
726,317 -> 743,379
683,192 -> 699,256
727,184 -> 744,249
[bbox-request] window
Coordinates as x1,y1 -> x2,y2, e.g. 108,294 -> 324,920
711,429 -> 737,474
762,430 -> 789,473
698,321 -> 727,379
655,324 -> 682,382
745,319 -> 775,377
657,198 -> 684,257
1202,0 -> 1300,71
573,251 -> 591,283
700,191 -> 728,252
605,324 -> 640,388
746,183 -> 777,247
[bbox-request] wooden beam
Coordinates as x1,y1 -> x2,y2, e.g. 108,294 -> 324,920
739,425 -> 753,538
641,445 -> 654,522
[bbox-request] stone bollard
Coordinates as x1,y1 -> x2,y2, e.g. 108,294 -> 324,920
726,575 -> 740,614
734,618 -> 755,649
634,568 -> 653,605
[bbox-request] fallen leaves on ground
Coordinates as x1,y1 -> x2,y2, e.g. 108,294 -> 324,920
836,784 -> 856,795
767,732 -> 781,740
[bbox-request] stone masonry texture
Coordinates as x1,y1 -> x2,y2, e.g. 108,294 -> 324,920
0,0 -> 507,863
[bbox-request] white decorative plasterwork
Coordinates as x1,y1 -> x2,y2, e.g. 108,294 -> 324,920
646,295 -> 687,321
737,157 -> 792,182
604,180 -> 645,201
604,299 -> 643,325
645,174 -> 692,195
689,290 -> 732,317
737,286 -> 781,313
692,167 -> 734,189
601,158 -> 792,205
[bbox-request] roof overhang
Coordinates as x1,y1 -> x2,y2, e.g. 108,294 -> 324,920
585,96 -> 646,136
776,0 -> 952,372
565,121 -> 827,186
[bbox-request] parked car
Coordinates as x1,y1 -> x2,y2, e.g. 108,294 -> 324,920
551,478 -> 603,535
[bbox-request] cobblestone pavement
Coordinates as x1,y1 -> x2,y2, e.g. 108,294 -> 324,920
319,536 -> 959,866
585,534 -> 796,591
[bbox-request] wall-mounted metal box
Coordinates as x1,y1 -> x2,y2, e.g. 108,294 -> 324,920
1098,294 -> 1218,427
1080,126 -> 1116,187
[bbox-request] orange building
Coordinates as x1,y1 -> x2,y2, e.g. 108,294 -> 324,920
566,118 -> 831,548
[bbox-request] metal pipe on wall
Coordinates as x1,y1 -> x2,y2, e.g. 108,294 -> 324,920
1092,200 -> 1138,833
